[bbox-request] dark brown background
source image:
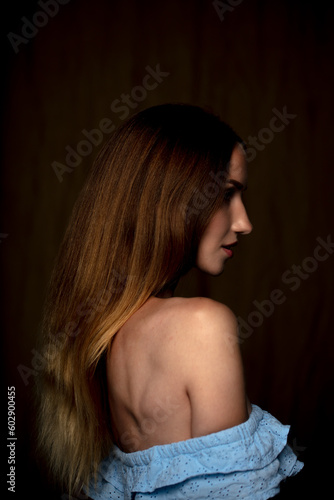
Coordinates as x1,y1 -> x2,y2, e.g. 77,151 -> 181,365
2,0 -> 334,498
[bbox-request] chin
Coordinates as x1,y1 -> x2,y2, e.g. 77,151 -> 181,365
196,263 -> 225,276
211,267 -> 225,276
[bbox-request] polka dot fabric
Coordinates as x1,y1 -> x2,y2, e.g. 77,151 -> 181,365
88,405 -> 303,499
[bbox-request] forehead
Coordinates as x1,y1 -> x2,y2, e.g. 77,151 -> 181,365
227,144 -> 248,184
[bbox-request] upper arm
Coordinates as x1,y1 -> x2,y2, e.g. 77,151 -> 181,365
176,298 -> 248,438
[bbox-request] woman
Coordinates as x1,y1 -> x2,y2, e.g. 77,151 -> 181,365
38,104 -> 303,499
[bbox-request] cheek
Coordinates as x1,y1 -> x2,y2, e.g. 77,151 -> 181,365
209,210 -> 230,237
197,209 -> 230,256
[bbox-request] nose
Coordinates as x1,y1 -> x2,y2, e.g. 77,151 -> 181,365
231,202 -> 253,235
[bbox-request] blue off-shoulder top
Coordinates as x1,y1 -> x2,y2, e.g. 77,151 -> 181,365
88,405 -> 303,499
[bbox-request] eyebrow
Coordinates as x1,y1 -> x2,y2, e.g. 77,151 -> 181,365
226,179 -> 247,191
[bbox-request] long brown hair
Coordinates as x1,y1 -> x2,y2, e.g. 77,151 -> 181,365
37,103 -> 242,495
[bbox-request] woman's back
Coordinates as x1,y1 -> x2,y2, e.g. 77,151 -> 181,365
106,296 -> 249,453
96,296 -> 302,499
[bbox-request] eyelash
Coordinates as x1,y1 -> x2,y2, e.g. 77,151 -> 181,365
223,188 -> 236,203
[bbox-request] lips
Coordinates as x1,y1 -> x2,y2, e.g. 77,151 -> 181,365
222,241 -> 238,249
221,241 -> 238,257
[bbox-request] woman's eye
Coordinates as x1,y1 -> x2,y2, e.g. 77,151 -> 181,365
223,188 -> 235,203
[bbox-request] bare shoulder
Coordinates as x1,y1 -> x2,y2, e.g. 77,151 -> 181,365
160,296 -> 248,437
188,296 -> 238,330
166,296 -> 241,367
148,296 -> 239,364
160,295 -> 236,318
162,296 -> 239,346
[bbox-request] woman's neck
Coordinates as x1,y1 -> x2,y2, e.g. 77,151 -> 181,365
155,289 -> 175,298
